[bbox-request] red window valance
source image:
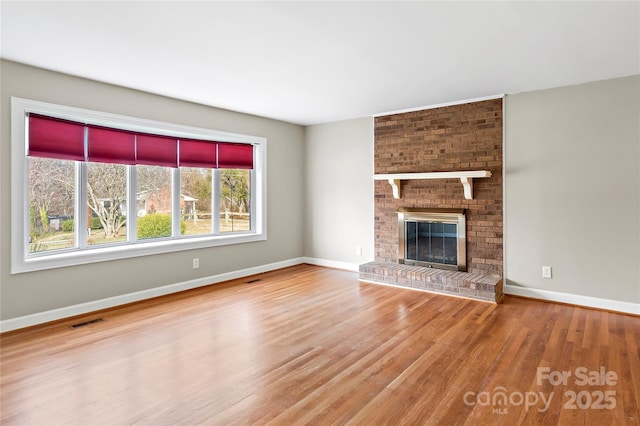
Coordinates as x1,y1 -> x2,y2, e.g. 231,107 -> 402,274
218,143 -> 254,169
27,113 -> 253,169
28,114 -> 85,161
88,125 -> 136,165
179,138 -> 217,168
137,134 -> 178,168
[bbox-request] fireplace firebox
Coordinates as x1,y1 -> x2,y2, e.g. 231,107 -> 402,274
397,208 -> 466,271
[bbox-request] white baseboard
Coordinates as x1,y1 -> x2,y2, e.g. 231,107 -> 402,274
6,261 -> 634,333
302,257 -> 360,272
0,257 -> 305,333
505,284 -> 639,316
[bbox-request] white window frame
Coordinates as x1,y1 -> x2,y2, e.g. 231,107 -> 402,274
11,97 -> 267,274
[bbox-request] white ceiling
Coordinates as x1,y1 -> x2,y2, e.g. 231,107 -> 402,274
1,1 -> 638,125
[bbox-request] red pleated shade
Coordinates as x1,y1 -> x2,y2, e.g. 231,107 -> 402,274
217,143 -> 254,169
87,125 -> 136,164
179,139 -> 217,168
28,114 -> 85,161
137,134 -> 178,167
29,114 -> 253,170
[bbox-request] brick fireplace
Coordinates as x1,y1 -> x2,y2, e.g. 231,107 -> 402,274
359,98 -> 504,302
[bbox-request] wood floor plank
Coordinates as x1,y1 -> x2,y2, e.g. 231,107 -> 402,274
1,264 -> 638,425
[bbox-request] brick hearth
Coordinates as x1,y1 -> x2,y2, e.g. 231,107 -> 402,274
359,262 -> 503,302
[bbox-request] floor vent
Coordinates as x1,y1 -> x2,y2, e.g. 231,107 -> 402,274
69,318 -> 105,329
246,278 -> 262,284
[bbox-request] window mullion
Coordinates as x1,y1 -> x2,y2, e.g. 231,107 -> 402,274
127,165 -> 137,243
172,168 -> 180,237
76,161 -> 88,249
212,169 -> 220,234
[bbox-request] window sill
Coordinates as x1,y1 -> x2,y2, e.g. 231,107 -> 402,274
12,232 -> 266,274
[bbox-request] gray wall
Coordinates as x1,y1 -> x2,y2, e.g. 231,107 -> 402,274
303,76 -> 640,306
505,75 -> 639,303
0,60 -> 305,320
304,118 -> 374,267
2,60 -> 637,322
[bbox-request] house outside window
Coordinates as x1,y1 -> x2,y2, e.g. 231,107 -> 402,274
11,97 -> 266,273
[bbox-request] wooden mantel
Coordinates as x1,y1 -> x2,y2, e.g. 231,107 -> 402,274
373,171 -> 492,200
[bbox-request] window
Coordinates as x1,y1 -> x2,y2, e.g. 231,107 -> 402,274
220,169 -> 251,232
180,167 -> 213,236
11,97 -> 266,273
28,157 -> 76,253
87,162 -> 128,245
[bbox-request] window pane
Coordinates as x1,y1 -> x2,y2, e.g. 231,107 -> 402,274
87,162 -> 127,246
220,169 -> 250,233
137,165 -> 173,240
28,157 -> 75,253
180,168 -> 212,236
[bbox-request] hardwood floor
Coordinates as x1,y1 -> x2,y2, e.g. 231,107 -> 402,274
1,264 -> 638,425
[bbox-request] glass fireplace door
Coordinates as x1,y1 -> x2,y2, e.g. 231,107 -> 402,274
398,207 -> 466,271
405,221 -> 458,266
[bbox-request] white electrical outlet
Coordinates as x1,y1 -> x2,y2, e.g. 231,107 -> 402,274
542,266 -> 552,279
356,246 -> 362,256
193,258 -> 200,269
